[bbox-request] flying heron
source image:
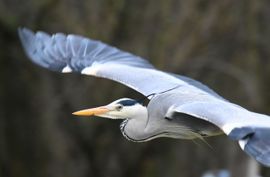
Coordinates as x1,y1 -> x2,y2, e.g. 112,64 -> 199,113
18,28 -> 270,166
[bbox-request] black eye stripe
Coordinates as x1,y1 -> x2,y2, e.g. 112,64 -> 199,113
117,100 -> 138,106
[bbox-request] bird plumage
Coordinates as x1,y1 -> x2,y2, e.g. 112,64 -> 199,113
19,27 -> 270,167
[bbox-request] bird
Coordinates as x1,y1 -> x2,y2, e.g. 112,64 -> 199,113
18,27 -> 270,167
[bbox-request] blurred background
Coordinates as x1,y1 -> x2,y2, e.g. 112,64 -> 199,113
1,0 -> 270,177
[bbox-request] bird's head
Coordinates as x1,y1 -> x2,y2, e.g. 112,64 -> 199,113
72,98 -> 147,119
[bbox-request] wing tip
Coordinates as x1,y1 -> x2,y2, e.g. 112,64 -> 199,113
18,27 -> 36,53
229,127 -> 270,167
18,27 -> 51,69
18,27 -> 34,40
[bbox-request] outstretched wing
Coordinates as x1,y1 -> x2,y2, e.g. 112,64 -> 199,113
169,73 -> 225,100
166,100 -> 270,166
18,28 -> 215,97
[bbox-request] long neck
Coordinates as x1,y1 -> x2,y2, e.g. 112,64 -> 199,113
120,107 -> 151,142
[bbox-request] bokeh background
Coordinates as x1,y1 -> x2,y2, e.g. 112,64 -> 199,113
1,0 -> 270,177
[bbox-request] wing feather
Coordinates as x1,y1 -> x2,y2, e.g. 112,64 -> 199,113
169,73 -> 225,100
168,100 -> 270,166
169,100 -> 270,133
19,28 -> 209,96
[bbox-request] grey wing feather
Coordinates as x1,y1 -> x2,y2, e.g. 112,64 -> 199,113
165,111 -> 222,137
169,73 -> 225,100
18,28 -> 153,72
19,28 -> 200,96
168,100 -> 270,166
169,100 -> 270,133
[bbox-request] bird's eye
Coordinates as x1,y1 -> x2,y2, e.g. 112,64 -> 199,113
116,105 -> 123,111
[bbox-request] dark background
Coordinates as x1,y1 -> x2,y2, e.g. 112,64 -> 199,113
1,0 -> 270,177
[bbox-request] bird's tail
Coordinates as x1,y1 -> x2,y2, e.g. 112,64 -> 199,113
228,126 -> 270,167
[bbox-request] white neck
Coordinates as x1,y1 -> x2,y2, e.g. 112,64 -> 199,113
120,106 -> 152,142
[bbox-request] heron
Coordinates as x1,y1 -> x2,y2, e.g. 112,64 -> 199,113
18,27 -> 270,166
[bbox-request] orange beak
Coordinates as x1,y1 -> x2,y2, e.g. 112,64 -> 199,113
72,107 -> 109,116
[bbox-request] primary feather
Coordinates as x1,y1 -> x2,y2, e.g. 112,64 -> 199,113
18,28 -> 220,96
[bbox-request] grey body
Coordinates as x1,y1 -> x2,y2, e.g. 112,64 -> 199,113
149,90 -> 222,137
18,28 -> 270,166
